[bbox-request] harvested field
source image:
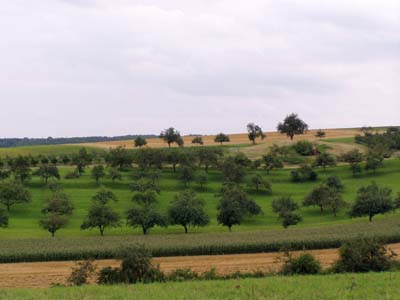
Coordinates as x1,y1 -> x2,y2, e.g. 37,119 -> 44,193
1,243 -> 399,289
78,128 -> 362,150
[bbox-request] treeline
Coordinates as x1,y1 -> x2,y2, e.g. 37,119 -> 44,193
0,134 -> 157,148
355,127 -> 400,150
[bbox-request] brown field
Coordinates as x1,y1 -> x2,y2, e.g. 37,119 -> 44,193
1,243 -> 399,289
78,128 -> 364,160
79,128 -> 361,149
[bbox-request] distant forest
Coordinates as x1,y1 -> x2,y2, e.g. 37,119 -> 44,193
0,135 -> 157,148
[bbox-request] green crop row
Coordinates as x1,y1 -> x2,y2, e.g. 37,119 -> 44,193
0,217 -> 399,263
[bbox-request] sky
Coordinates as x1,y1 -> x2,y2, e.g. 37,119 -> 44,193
0,0 -> 399,138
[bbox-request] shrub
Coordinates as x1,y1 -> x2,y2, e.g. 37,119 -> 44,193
291,165 -> 318,182
293,141 -> 314,156
168,268 -> 199,282
332,238 -> 397,273
281,253 -> 321,275
68,259 -> 97,286
98,267 -> 121,285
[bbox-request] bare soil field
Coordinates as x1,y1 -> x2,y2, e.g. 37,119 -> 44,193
1,243 -> 399,289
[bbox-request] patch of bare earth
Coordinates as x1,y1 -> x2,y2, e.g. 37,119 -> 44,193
1,243 -> 399,289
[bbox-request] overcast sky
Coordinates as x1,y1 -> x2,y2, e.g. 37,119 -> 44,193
0,0 -> 399,138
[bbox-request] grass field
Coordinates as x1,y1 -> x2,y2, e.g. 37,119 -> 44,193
1,158 -> 399,239
2,272 -> 399,300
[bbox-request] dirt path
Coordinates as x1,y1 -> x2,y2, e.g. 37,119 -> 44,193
1,243 -> 399,289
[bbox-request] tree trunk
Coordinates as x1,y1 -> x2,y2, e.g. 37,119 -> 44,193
369,214 -> 373,222
99,227 -> 104,236
184,225 -> 188,234
6,204 -> 10,212
142,226 -> 147,235
228,226 -> 232,232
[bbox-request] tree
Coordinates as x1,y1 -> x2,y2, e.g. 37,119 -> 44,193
71,148 -> 93,176
0,181 -> 31,212
179,166 -> 194,187
195,172 -> 208,190
105,147 -> 133,170
272,196 -> 302,228
341,149 -> 363,176
92,188 -> 118,205
132,190 -> 158,206
91,165 -> 105,184
365,146 -> 386,173
41,190 -> 74,216
325,176 -> 344,192
350,182 -> 393,222
303,184 -> 346,216
34,164 -> 60,183
315,129 -> 326,139
277,113 -> 309,141
217,197 -> 243,232
214,133 -> 230,145
130,178 -> 160,194
247,174 -> 272,194
0,169 -> 11,181
197,147 -> 223,173
291,165 -> 318,182
81,203 -> 121,236
39,213 -> 68,237
11,156 -> 31,183
168,190 -> 209,233
108,168 -> 122,182
134,136 -> 147,148
217,185 -> 262,231
160,128 -> 182,148
219,157 -> 245,184
314,152 -> 336,170
247,123 -> 266,144
0,208 -> 8,228
262,154 -> 283,174
191,136 -> 204,146
126,205 -> 166,235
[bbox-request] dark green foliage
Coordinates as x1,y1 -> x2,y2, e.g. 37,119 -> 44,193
39,213 -> 68,237
105,147 -> 133,170
303,184 -> 346,216
333,238 -> 397,273
168,190 -> 209,233
81,189 -> 120,236
315,129 -> 326,139
293,141 -> 314,156
0,169 -> 11,181
0,208 -> 8,228
214,133 -> 230,145
130,178 -> 160,194
247,174 -> 272,194
160,128 -> 182,148
365,146 -> 387,173
291,165 -> 318,182
272,197 -> 302,228
219,156 -> 245,183
134,136 -> 147,148
34,164 -> 60,183
126,205 -> 167,235
277,113 -> 309,140
108,168 -> 122,182
217,184 -> 262,231
325,176 -> 344,192
65,168 -> 80,179
247,123 -> 266,144
179,166 -> 194,187
195,172 -> 208,190
11,155 -> 31,182
168,269 -> 199,281
355,127 -> 400,150
262,153 -> 283,173
0,181 -> 31,212
341,149 -> 364,176
350,182 -> 394,222
41,190 -> 74,216
91,165 -> 105,184
314,152 -> 336,169
191,136 -> 204,145
71,148 -> 93,176
281,253 -> 321,275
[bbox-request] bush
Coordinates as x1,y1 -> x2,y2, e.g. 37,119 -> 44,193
98,267 -> 121,285
291,165 -> 318,182
293,141 -> 314,156
168,268 -> 199,282
68,259 -> 96,286
332,238 -> 397,273
281,253 -> 321,275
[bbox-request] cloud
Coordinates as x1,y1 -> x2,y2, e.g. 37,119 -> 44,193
0,0 -> 399,137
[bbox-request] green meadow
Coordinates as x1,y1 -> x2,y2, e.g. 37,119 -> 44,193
2,272 -> 400,300
1,158 -> 399,239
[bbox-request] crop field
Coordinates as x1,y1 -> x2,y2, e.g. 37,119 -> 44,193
2,272 -> 400,300
1,158 -> 400,239
0,145 -> 105,158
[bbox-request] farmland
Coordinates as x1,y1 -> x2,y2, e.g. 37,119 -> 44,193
2,272 -> 400,300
